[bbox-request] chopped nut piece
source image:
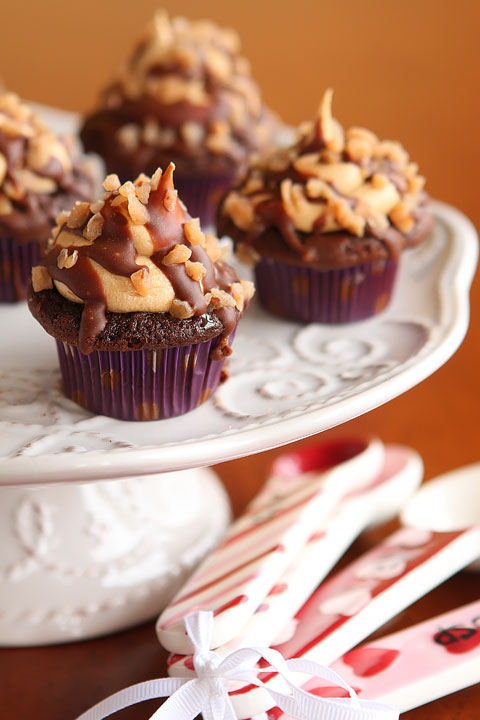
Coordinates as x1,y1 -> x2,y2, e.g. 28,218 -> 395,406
134,173 -> 150,185
305,178 -> 336,201
83,213 -> 104,241
374,140 -> 409,167
205,234 -> 221,262
135,182 -> 151,205
55,210 -> 70,227
90,199 -> 105,214
206,132 -> 231,154
151,168 -> 162,191
331,198 -> 365,237
371,173 -> 389,190
408,175 -> 426,194
185,260 -> 207,282
57,247 -> 79,270
169,299 -> 194,319
103,174 -> 121,192
180,122 -> 204,147
128,193 -> 150,224
130,267 -> 151,296
231,281 -> 245,311
111,194 -> 127,207
183,217 -> 206,247
32,265 -> 53,292
117,124 -> 140,151
162,244 -> 192,265
164,188 -> 177,212
241,279 -> 255,302
209,287 -> 236,308
67,201 -> 91,229
223,193 -> 254,231
18,170 -> 56,194
389,199 -> 415,233
204,46 -> 232,80
142,118 -> 160,145
118,180 -> 135,198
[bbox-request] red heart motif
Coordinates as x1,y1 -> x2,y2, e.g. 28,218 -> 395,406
434,626 -> 480,654
343,646 -> 400,677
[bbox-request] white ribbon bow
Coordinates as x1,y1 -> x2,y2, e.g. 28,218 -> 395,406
76,611 -> 398,720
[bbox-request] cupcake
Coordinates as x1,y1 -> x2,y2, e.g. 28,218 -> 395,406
28,163 -> 254,421
0,92 -> 97,302
80,10 -> 281,226
218,89 -> 433,323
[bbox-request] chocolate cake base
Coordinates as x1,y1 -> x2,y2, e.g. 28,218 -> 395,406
28,288 -> 225,352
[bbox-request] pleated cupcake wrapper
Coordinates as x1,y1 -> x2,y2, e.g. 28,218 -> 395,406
174,170 -> 238,228
254,257 -> 398,323
0,236 -> 42,303
56,336 -> 231,421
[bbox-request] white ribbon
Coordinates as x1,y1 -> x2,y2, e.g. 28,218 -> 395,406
76,611 -> 398,720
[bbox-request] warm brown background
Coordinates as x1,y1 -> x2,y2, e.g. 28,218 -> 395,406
0,1 -> 479,718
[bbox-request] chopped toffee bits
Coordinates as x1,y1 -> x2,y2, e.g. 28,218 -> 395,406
82,10 -> 278,163
103,174 -> 121,192
162,244 -> 192,265
163,188 -> 178,212
183,217 -> 206,246
57,248 -> 79,270
185,260 -> 207,282
130,267 -> 151,296
83,213 -> 104,241
32,265 -> 53,292
67,202 -> 91,229
32,165 -> 254,354
221,89 -> 428,246
0,92 -> 85,210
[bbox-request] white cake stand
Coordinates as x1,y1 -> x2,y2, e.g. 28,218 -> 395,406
0,106 -> 477,646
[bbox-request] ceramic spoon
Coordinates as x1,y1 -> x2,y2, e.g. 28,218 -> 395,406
167,444 -> 423,677
157,437 -> 384,654
231,461 -> 480,719
259,599 -> 480,718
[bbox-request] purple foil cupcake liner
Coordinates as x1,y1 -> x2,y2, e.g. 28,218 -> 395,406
0,236 -> 42,303
174,171 -> 238,228
254,257 -> 398,323
56,336 -> 231,421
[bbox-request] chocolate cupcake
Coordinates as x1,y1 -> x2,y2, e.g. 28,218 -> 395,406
218,89 -> 433,323
0,92 -> 97,302
80,10 -> 281,226
28,164 -> 254,421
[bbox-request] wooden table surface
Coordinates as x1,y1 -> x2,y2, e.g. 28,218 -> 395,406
0,0 -> 479,717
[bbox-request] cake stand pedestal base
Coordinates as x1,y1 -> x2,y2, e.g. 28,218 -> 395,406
0,467 -> 230,646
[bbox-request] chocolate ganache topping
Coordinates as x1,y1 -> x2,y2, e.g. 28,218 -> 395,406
31,164 -> 254,355
0,92 -> 96,245
218,89 -> 433,269
80,10 -> 281,176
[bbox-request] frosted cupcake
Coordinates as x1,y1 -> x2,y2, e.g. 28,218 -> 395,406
28,164 -> 254,421
80,11 -> 281,226
0,92 -> 96,302
218,90 -> 433,323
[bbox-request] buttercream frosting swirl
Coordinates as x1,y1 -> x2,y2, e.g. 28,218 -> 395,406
32,165 -> 254,355
219,89 -> 431,263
